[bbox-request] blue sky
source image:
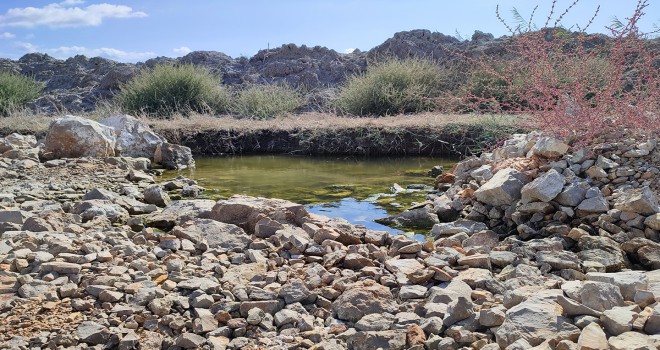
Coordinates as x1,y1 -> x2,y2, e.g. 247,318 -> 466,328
0,0 -> 657,62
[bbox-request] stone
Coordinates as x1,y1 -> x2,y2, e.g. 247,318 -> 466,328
279,278 -> 311,304
43,115 -> 116,159
333,280 -> 397,322
587,271 -> 649,301
399,285 -> 428,299
210,195 -> 308,234
175,333 -> 207,349
577,322 -> 609,350
529,137 -> 569,158
613,187 -> 659,215
100,114 -> 166,158
40,261 -> 82,274
474,168 -> 529,206
479,306 -> 506,327
349,330 -> 407,350
355,313 -> 395,331
154,143 -> 195,170
644,213 -> 660,230
143,185 -> 171,207
521,169 -> 565,202
535,250 -> 580,270
274,309 -> 299,327
145,199 -> 215,230
72,199 -> 129,223
384,257 -> 424,275
576,196 -> 609,214
177,277 -> 219,293
555,181 -> 588,207
495,292 -> 580,348
427,280 -> 473,304
76,321 -> 110,345
580,281 -> 624,312
601,307 -> 635,336
644,303 -> 660,334
609,331 -> 656,350
443,296 -> 474,327
171,218 -> 251,250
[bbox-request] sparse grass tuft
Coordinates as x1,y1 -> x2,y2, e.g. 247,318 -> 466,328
114,64 -> 230,118
0,71 -> 43,118
231,84 -> 304,119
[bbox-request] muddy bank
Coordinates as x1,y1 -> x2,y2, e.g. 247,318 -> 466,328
156,123 -> 513,157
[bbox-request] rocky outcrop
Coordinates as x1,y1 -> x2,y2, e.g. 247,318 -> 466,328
1,131 -> 660,349
42,115 -> 116,159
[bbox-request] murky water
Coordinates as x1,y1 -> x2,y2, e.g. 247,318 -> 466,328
163,155 -> 456,234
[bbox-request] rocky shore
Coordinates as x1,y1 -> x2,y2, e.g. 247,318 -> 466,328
1,116 -> 659,349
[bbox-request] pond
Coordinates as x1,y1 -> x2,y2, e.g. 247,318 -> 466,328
163,155 -> 456,236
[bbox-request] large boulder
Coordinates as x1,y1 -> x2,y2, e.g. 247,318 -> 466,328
474,168 -> 529,206
144,200 -> 216,230
99,114 -> 166,158
42,115 -> 116,159
154,143 -> 195,170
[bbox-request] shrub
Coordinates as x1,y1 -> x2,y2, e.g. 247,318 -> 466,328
115,64 -> 230,118
0,71 -> 43,117
469,0 -> 659,145
335,58 -> 449,116
231,84 -> 304,119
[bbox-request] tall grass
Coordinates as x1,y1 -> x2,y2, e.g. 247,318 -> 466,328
335,58 -> 450,116
0,71 -> 43,117
231,84 -> 304,119
114,64 -> 230,118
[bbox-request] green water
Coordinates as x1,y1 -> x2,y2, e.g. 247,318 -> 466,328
164,155 -> 456,234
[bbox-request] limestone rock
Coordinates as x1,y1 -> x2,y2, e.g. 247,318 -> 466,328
210,195 -> 308,234
474,168 -> 529,206
43,115 -> 116,159
528,137 -> 569,158
349,330 -> 407,350
100,114 -> 166,158
143,185 -> 171,207
580,281 -> 624,312
521,169 -> 564,202
577,322 -> 609,350
609,331 -> 656,350
613,187 -> 659,215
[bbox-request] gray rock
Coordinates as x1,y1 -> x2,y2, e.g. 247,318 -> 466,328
355,313 -> 395,331
273,309 -> 298,327
144,199 -> 215,230
143,185 -> 171,207
443,296 -> 474,327
72,199 -> 129,223
535,250 -> 580,270
577,322 -> 609,350
555,181 -> 589,207
210,195 -> 308,234
495,295 -> 580,348
576,196 -> 609,215
349,330 -> 407,350
177,277 -> 219,293
580,281 -> 624,312
399,285 -> 428,299
76,321 -> 110,345
427,280 -> 473,304
279,278 -> 311,304
154,143 -> 195,170
644,213 -> 660,230
474,168 -> 529,206
521,169 -> 564,202
644,303 -> 660,334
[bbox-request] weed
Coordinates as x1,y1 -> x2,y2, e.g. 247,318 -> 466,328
0,71 -> 43,118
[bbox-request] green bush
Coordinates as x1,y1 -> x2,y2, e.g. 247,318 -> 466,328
335,58 -> 449,116
115,64 -> 230,117
231,84 -> 304,119
0,71 -> 43,117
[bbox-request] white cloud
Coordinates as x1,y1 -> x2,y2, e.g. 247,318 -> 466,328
173,46 -> 192,54
0,2 -> 147,29
15,42 -> 155,62
343,48 -> 356,54
60,0 -> 85,5
0,32 -> 15,39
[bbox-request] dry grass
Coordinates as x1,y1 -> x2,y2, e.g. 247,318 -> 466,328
145,111 -> 516,132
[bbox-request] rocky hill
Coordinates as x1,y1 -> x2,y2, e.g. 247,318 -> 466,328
0,30 -> 513,114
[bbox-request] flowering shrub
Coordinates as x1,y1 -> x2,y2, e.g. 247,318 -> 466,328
469,0 -> 659,145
